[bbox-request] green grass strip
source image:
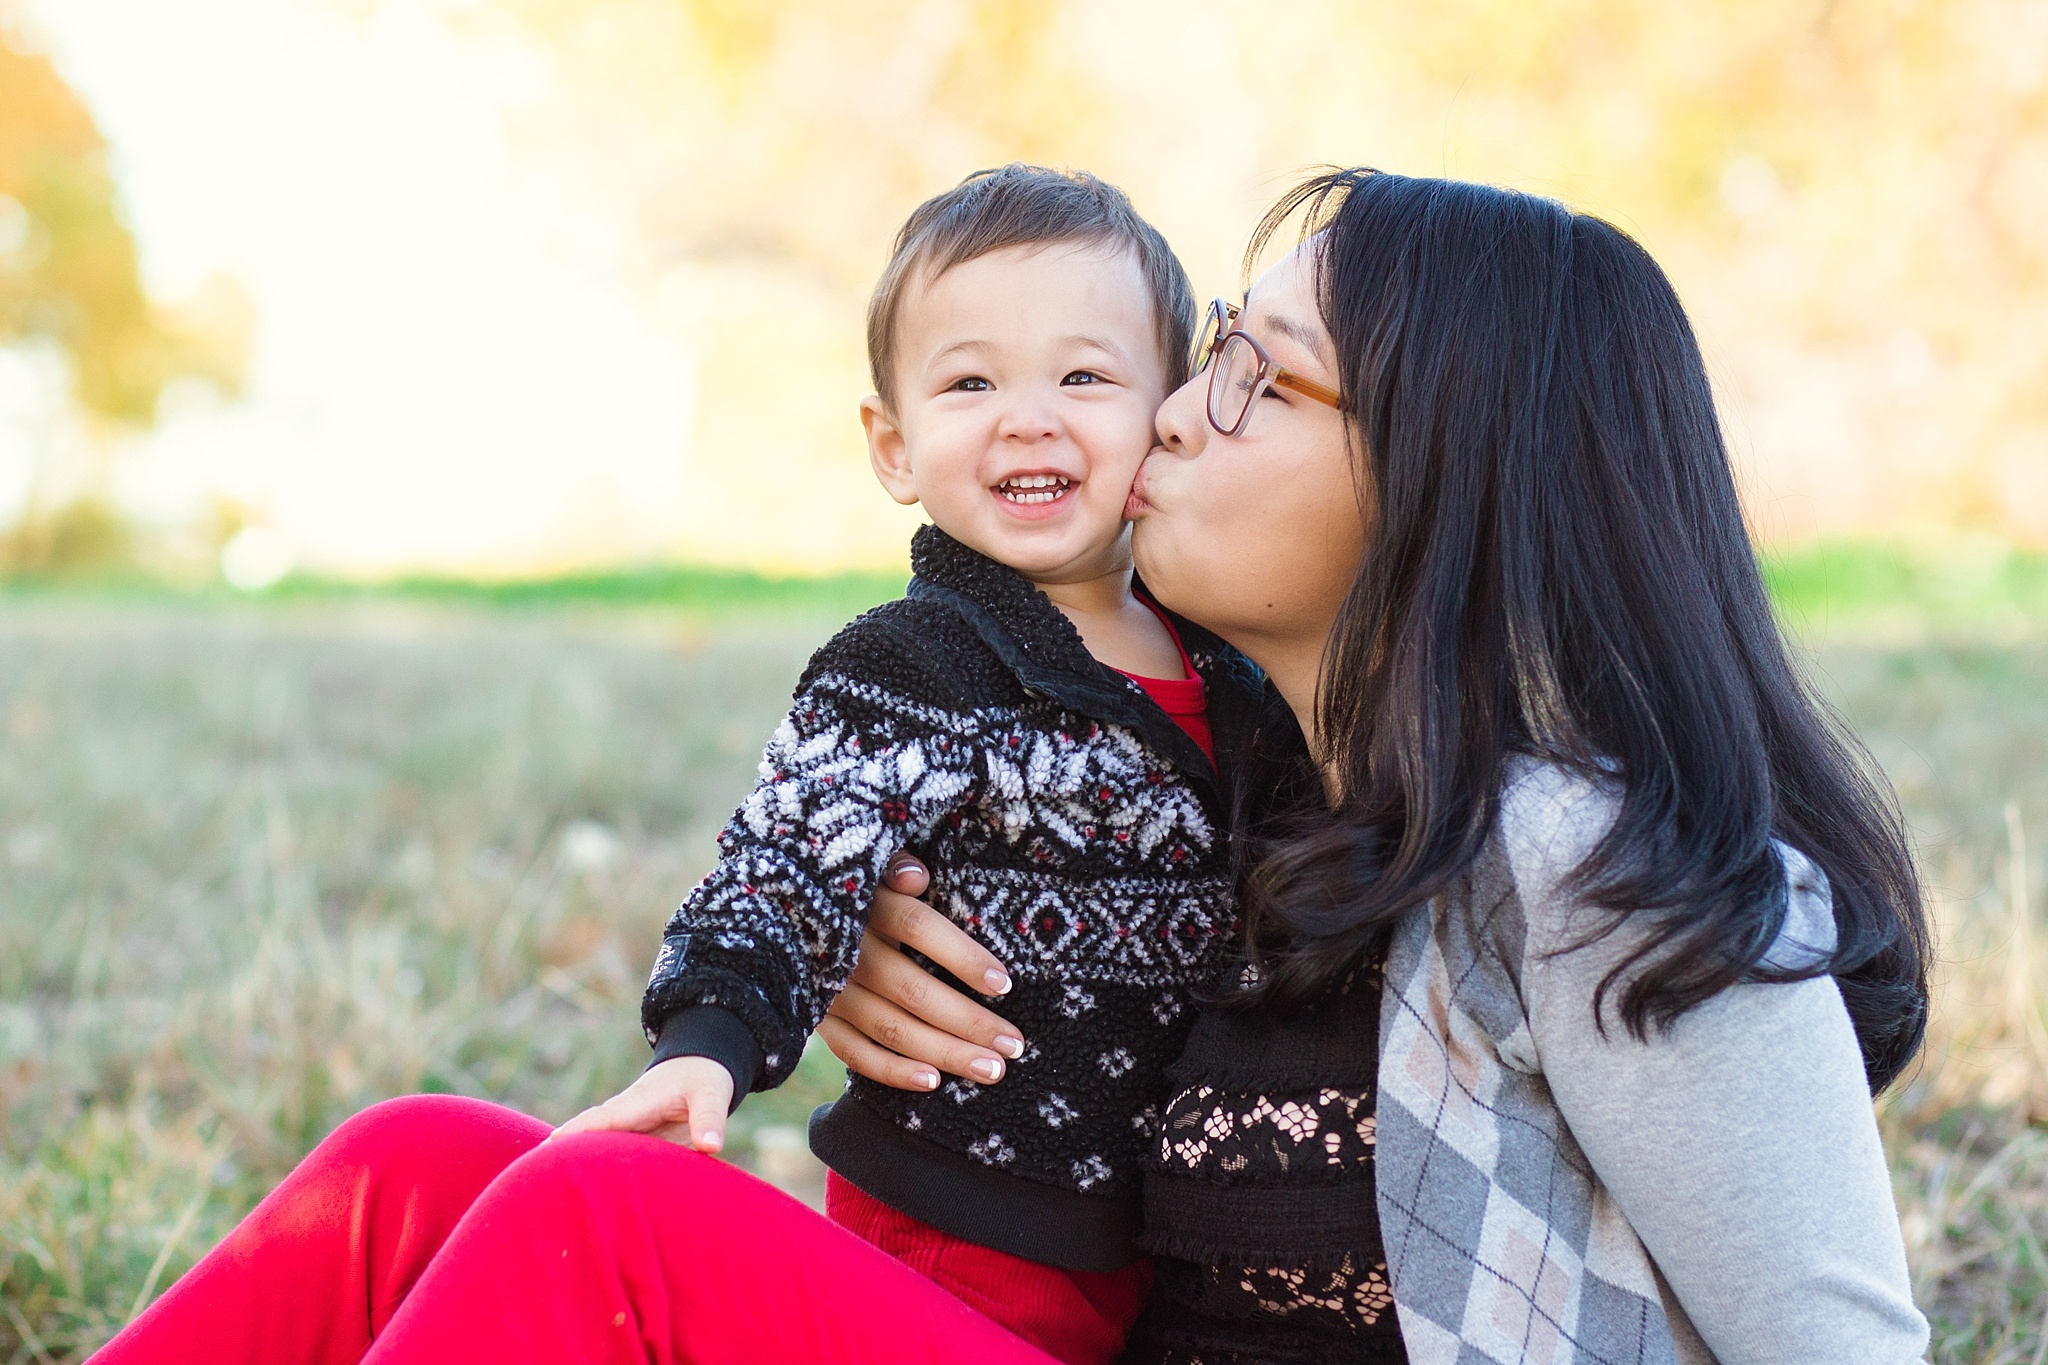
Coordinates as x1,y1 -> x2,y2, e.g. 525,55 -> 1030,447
5,540 -> 2046,634
1762,539 -> 2048,636
0,562 -> 911,618
273,564 -> 909,616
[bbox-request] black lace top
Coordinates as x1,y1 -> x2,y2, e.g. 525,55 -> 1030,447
1122,965 -> 1408,1365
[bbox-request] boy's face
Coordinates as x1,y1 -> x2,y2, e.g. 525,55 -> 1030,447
863,241 -> 1170,585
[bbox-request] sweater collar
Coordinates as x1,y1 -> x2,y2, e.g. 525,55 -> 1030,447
906,523 -> 1236,797
908,524 -> 1111,680
907,522 -> 1255,687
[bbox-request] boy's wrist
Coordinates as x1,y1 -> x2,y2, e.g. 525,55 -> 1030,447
648,1004 -> 763,1109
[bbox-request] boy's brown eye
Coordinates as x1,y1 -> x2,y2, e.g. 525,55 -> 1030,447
949,377 -> 992,393
1061,371 -> 1103,386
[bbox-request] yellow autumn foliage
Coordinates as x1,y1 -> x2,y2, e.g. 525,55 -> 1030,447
482,0 -> 2048,557
0,13 -> 245,426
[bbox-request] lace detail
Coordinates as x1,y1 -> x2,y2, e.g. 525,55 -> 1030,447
1240,1254 -> 1394,1326
1132,1253 -> 1403,1364
1168,1251 -> 1393,1327
1157,1082 -> 1377,1179
1136,1079 -> 1404,1361
1132,964 -> 1405,1364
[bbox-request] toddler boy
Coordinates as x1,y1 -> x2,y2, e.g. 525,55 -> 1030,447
583,165 -> 1259,1365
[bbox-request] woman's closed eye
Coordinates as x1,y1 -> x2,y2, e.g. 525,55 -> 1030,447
1247,371 -> 1295,404
1231,371 -> 1268,400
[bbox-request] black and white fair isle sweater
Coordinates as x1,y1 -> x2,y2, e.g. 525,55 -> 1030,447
640,526 -> 1264,1271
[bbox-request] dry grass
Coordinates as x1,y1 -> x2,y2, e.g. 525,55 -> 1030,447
0,601 -> 2043,1361
1823,641 -> 2048,1363
0,601 -> 848,1360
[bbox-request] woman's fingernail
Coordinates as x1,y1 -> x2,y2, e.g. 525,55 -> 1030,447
700,1131 -> 722,1150
970,1057 -> 1003,1081
995,1035 -> 1025,1059
984,968 -> 1013,995
913,1069 -> 940,1089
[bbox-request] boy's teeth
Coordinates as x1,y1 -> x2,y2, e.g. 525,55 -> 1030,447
999,475 -> 1071,504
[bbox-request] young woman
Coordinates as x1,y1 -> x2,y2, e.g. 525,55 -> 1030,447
94,170 -> 1930,1365
822,169 -> 1932,1364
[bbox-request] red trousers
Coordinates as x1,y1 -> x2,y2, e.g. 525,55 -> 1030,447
825,1174 -> 1148,1363
91,1095 -> 1125,1365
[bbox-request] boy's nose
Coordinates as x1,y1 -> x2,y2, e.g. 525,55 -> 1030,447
995,398 -> 1061,443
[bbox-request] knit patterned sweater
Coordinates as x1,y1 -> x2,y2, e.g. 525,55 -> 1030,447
640,526 -> 1264,1271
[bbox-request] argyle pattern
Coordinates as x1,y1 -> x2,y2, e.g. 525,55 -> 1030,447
1374,808 -> 1681,1365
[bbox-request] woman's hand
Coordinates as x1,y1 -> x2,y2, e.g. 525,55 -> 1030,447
817,857 -> 1027,1092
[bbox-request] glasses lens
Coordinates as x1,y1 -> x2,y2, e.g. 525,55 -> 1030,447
1190,302 -> 1227,377
1209,332 -> 1263,434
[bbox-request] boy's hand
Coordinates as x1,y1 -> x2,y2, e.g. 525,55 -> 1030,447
551,1056 -> 734,1152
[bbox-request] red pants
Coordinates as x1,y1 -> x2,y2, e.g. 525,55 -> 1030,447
91,1095 -> 1119,1365
826,1174 -> 1148,1363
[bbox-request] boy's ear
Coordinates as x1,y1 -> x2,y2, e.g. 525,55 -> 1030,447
862,396 -> 920,507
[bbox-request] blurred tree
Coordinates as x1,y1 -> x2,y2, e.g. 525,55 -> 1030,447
0,8 -> 249,575
457,0 -> 1123,565
497,0 -> 1105,287
466,0 -> 2047,549
1282,0 -> 2048,538
0,17 -> 239,421
0,493 -> 132,573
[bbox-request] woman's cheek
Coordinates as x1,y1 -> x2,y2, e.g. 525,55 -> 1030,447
1178,475 -> 1251,607
1217,459 -> 1327,604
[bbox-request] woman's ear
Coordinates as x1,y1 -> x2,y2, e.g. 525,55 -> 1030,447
862,396 -> 920,506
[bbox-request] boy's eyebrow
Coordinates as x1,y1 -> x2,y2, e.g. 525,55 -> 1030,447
1057,334 -> 1135,360
923,334 -> 1137,368
924,338 -> 994,368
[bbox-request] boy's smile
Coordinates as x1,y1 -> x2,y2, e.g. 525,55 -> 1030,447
861,241 -> 1169,586
995,471 -> 1072,510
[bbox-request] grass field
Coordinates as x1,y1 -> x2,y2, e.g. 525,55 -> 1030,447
2,563 -> 2046,1361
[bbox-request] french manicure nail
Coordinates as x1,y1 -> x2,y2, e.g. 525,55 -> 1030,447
913,1069 -> 940,1089
995,1035 -> 1025,1059
970,1057 -> 1003,1081
984,968 -> 1013,995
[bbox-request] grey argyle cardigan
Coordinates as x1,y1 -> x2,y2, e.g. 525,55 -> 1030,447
1371,760 -> 1926,1365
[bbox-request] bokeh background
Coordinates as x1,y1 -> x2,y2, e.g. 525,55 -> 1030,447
6,0 -> 2048,577
3,2 -> 2047,1362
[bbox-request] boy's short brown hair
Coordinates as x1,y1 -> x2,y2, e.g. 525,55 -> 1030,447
866,164 -> 1196,411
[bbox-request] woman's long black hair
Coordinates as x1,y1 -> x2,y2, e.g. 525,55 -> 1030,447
1234,170 -> 1929,1092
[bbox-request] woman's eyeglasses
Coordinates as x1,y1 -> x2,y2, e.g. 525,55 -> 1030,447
1190,298 -> 1343,437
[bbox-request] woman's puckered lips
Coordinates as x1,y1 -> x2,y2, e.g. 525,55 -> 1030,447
1123,451 -> 1163,518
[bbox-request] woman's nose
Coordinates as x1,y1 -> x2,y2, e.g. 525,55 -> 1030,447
1153,374 -> 1208,457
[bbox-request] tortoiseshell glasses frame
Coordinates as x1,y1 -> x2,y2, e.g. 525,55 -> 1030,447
1190,297 -> 1344,437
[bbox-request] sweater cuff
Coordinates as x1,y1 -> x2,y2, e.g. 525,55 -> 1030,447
647,1005 -> 764,1110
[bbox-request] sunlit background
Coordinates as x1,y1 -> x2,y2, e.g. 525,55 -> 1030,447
4,0 -> 2044,580
8,7 -> 2048,1359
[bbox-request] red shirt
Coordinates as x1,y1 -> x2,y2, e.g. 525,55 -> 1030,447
1114,601 -> 1215,766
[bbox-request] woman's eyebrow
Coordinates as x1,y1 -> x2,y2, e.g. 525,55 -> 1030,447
1260,313 -> 1329,360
